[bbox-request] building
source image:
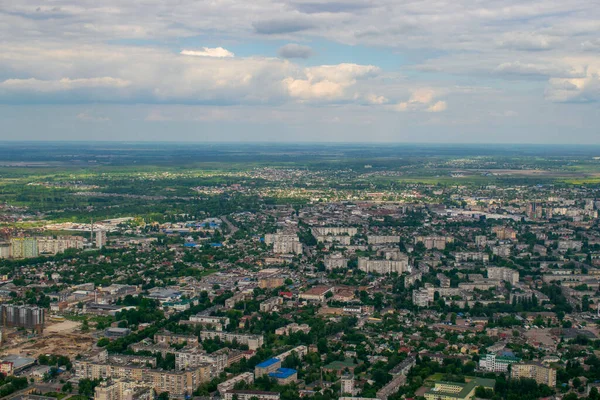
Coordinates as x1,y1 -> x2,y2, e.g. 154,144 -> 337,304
188,315 -> 230,331
260,297 -> 283,313
412,288 -> 430,307
357,256 -> 409,274
96,231 -> 107,249
367,235 -> 400,245
324,253 -> 348,270
223,391 -> 280,400
492,226 -> 517,240
268,368 -> 297,384
0,355 -> 36,375
264,234 -> 303,255
341,374 -> 354,395
275,346 -> 308,362
511,362 -> 556,387
424,378 -> 495,400
0,305 -> 45,332
454,252 -> 489,263
105,327 -> 131,338
487,267 -> 519,285
175,348 -> 227,372
259,277 -> 285,289
10,237 -> 38,259
404,272 -> 422,288
275,323 -> 311,336
154,331 -> 199,347
37,236 -> 84,255
199,331 -> 264,350
299,286 -> 334,302
311,227 -> 358,245
76,360 -> 212,397
217,372 -> 255,394
478,354 -> 520,372
0,242 -> 10,259
414,236 -> 454,250
94,379 -> 154,400
254,358 -> 281,378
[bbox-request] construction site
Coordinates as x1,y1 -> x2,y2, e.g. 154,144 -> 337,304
0,319 -> 94,360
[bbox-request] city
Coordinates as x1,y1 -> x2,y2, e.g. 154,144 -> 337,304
0,144 -> 598,400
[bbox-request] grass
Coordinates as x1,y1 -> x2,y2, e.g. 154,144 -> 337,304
43,392 -> 68,400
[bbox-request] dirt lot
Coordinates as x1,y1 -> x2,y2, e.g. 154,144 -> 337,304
1,321 -> 95,359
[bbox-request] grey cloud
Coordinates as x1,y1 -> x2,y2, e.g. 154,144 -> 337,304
498,32 -> 556,51
292,1 -> 375,14
253,18 -> 315,34
493,61 -> 563,79
277,44 -> 313,59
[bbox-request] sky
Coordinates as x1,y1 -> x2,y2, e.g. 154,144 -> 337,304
1,0 -> 600,143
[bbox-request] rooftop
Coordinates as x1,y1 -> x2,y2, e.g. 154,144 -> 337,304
269,368 -> 297,379
256,358 -> 281,369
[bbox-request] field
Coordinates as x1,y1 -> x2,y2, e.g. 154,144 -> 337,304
0,142 -> 599,224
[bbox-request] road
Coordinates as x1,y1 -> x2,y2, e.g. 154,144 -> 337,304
220,215 -> 239,236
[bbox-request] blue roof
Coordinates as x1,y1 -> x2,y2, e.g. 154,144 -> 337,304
269,368 -> 297,379
184,243 -> 196,247
256,358 -> 280,369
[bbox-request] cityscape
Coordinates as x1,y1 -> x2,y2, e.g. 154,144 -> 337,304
0,143 -> 597,400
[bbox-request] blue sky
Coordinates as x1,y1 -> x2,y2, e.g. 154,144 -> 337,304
0,0 -> 599,143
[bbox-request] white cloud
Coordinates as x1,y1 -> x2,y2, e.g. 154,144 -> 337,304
181,47 -> 235,58
427,101 -> 447,112
284,63 -> 380,101
365,93 -> 388,104
392,88 -> 447,112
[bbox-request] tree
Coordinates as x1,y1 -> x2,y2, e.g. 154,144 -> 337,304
158,392 -> 169,400
62,382 -> 73,393
78,378 -> 101,397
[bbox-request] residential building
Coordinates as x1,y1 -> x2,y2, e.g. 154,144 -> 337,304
511,362 -> 556,387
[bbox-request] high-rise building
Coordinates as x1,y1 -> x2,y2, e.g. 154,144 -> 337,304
487,267 -> 519,285
0,243 -> 10,259
10,237 -> 38,259
478,354 -> 520,372
0,305 -> 45,332
96,230 -> 107,249
511,362 -> 556,387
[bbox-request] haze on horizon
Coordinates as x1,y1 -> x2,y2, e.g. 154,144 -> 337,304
1,0 -> 599,144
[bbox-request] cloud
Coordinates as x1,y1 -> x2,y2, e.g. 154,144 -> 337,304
253,17 -> 315,34
427,101 -> 447,112
493,61 -> 561,78
180,47 -> 235,58
284,63 -> 380,101
0,44 -> 386,106
392,88 -> 447,112
0,77 -> 131,92
76,111 -> 110,122
545,74 -> 600,103
292,1 -> 375,14
278,44 -> 313,59
498,32 -> 556,51
365,93 -> 388,104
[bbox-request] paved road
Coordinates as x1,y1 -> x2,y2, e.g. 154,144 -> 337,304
220,215 -> 239,236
